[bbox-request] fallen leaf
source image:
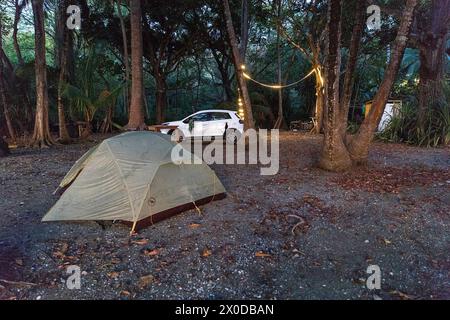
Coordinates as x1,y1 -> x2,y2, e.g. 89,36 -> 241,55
15,259 -> 23,266
107,272 -> 120,279
111,257 -> 121,264
189,223 -> 201,229
138,275 -> 154,289
131,239 -> 149,245
383,238 -> 392,245
202,248 -> 212,257
389,290 -> 414,300
120,290 -> 131,296
143,248 -> 160,256
53,242 -> 69,259
255,251 -> 271,258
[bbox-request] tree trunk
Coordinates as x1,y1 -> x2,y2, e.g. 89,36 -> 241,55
212,50 -> 234,102
313,77 -> 324,133
309,35 -> 324,134
155,73 -> 167,124
339,0 -> 365,138
347,0 -> 418,163
274,0 -> 284,129
223,0 -> 255,130
417,0 -> 450,130
318,0 -> 352,171
117,0 -> 130,115
126,0 -> 145,130
13,0 -> 25,66
100,105 -> 113,133
56,0 -> 72,143
240,0 -> 249,61
0,136 -> 9,157
0,79 -> 17,144
0,20 -> 17,143
30,0 -> 55,147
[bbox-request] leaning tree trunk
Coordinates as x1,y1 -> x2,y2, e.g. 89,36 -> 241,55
56,0 -> 72,143
13,0 -> 25,66
223,0 -> 255,130
126,0 -> 145,130
339,0 -> 365,138
30,0 -> 55,147
417,0 -> 450,131
347,0 -> 418,163
318,0 -> 352,171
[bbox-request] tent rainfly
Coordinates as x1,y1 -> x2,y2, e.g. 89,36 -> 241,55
42,132 -> 226,232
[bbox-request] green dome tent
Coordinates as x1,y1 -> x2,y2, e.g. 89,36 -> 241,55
42,131 -> 226,232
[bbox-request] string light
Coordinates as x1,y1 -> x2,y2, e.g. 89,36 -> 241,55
242,68 -> 316,90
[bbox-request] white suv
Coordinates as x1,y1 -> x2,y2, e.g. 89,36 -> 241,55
160,109 -> 244,143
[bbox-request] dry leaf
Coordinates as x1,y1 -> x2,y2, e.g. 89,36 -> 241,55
60,243 -> 69,254
107,272 -> 120,279
143,249 -> 160,256
189,223 -> 201,229
120,290 -> 131,296
131,239 -> 149,245
255,251 -> 271,258
138,275 -> 154,289
15,258 -> 23,266
383,238 -> 392,245
390,290 -> 414,300
202,248 -> 212,257
111,257 -> 121,264
53,242 -> 69,259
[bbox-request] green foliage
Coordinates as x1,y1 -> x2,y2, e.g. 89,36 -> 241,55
63,44 -> 123,124
378,83 -> 450,147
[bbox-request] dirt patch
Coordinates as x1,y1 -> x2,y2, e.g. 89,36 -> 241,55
330,167 -> 450,194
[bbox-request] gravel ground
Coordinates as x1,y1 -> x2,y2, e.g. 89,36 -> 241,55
0,132 -> 449,300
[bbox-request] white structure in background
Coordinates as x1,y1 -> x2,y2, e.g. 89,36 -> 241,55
364,100 -> 402,131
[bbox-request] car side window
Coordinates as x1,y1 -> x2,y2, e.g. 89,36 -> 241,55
212,112 -> 232,120
191,113 -> 212,122
182,116 -> 192,124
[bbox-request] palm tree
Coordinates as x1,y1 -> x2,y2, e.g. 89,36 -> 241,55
63,46 -> 123,138
30,0 -> 55,147
126,0 -> 145,130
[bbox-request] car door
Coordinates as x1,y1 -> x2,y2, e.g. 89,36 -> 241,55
208,112 -> 233,136
188,112 -> 213,137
